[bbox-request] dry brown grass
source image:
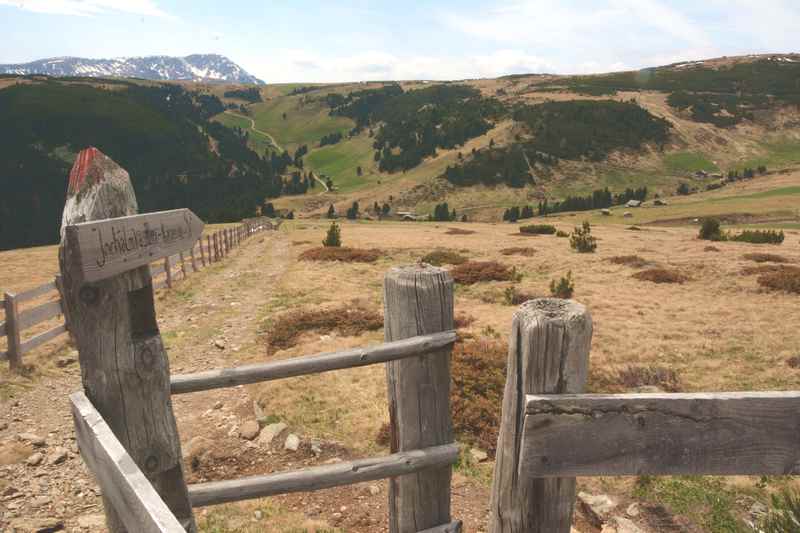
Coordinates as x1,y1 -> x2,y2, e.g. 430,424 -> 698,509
421,249 -> 468,266
499,247 -> 536,257
743,252 -> 790,263
632,268 -> 689,284
454,313 -> 477,329
298,246 -> 382,263
265,305 -> 383,350
450,261 -> 516,285
445,227 -> 476,235
589,365 -> 682,393
608,255 -> 650,268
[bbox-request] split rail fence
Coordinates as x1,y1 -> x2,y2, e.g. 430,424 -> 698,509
1,217 -> 277,370
61,216 -> 798,531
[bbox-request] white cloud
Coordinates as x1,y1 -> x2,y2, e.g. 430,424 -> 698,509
243,49 -> 572,83
0,0 -> 172,18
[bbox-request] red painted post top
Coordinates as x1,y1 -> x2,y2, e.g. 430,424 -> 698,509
68,146 -> 103,196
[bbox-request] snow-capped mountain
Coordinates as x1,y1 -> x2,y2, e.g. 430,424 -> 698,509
0,54 -> 264,84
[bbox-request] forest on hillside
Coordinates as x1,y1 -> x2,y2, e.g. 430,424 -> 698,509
443,100 -> 671,188
327,84 -> 504,172
0,79 -> 289,250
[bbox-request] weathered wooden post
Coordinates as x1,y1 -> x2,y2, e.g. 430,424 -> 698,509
164,256 -> 173,289
59,147 -> 198,532
199,238 -> 207,267
489,299 -> 592,533
3,291 -> 22,370
225,228 -> 230,252
383,265 -> 455,533
179,252 -> 187,279
207,235 -> 213,263
212,232 -> 219,261
189,244 -> 198,272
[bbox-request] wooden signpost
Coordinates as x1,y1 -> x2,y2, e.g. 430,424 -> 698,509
63,208 -> 204,283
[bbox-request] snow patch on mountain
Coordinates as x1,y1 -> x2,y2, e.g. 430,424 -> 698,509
0,54 -> 264,85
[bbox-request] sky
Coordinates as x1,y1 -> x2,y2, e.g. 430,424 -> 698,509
1,0 -> 799,83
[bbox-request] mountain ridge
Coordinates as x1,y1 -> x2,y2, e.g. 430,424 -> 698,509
0,54 -> 264,85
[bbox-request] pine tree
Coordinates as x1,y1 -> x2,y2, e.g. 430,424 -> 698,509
327,204 -> 336,219
322,221 -> 342,247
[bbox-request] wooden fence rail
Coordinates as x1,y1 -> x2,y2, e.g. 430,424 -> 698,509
1,217 -> 276,370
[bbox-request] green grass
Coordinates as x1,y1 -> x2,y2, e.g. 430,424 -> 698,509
305,135 -> 379,192
706,186 -> 800,203
249,95 -> 353,153
737,138 -> 800,170
212,112 -> 275,155
634,476 -> 753,533
663,151 -> 720,175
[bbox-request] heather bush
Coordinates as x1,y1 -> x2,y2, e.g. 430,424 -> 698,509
519,224 -> 557,235
730,229 -> 784,244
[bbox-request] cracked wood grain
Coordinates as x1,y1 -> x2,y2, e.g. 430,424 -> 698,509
520,392 -> 800,477
384,265 -> 455,533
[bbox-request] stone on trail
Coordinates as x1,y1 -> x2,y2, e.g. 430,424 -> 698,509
26,452 -> 44,466
257,422 -> 287,446
10,517 -> 65,532
579,491 -> 618,519
77,513 -> 107,529
239,420 -> 261,440
284,433 -> 300,451
48,447 -> 69,465
214,339 -> 226,350
612,516 -> 645,533
470,448 -> 488,463
18,433 -> 46,446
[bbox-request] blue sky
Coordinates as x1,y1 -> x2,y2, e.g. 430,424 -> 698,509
1,0 -> 799,82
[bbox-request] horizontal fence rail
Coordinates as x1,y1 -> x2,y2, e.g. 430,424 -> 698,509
70,391 -> 186,533
187,443 -> 460,507
170,330 -> 458,394
520,391 -> 800,478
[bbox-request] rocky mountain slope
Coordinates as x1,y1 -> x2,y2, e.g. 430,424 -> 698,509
0,54 -> 264,84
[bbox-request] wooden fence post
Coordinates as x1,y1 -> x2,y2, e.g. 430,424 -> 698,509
489,299 -> 592,533
54,274 -> 71,334
3,292 -> 22,370
189,244 -> 198,272
179,252 -> 187,279
207,235 -> 213,263
58,147 -> 196,532
213,232 -> 219,261
164,256 -> 173,288
383,265 -> 455,533
199,238 -> 206,267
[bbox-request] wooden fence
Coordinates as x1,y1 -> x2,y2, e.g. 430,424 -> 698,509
0,217 -> 277,370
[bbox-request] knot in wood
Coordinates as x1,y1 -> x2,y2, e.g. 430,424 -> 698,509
144,455 -> 159,472
139,346 -> 155,368
79,285 -> 100,305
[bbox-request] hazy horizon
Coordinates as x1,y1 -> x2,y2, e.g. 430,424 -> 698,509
2,0 -> 799,83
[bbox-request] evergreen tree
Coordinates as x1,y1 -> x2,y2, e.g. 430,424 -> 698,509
322,221 -> 342,247
263,202 -> 276,217
346,201 -> 360,220
327,204 -> 336,219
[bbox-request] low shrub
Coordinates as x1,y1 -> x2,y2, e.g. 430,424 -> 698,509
786,356 -> 800,369
266,305 -> 383,350
632,268 -> 689,284
550,271 -> 575,298
758,269 -> 800,294
698,218 -> 724,241
291,240 -> 312,245
421,249 -> 468,266
450,338 -> 508,455
445,227 -> 476,235
741,264 -> 800,276
704,246 -> 721,252
454,313 -> 476,329
626,225 -> 642,231
730,229 -> 785,244
570,221 -> 597,253
743,252 -> 789,263
499,247 -> 536,257
299,247 -> 381,263
609,255 -> 649,268
503,285 -> 537,305
556,230 -> 569,238
519,224 -> 557,235
450,261 -> 516,285
322,221 -> 342,247
618,365 -> 681,392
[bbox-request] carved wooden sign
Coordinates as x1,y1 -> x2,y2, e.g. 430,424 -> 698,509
64,208 -> 204,283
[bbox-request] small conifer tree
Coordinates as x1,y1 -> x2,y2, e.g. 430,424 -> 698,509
322,221 -> 342,247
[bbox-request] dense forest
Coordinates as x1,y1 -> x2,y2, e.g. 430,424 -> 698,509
327,84 -> 504,172
223,87 -> 262,102
0,79 -> 287,250
443,100 -> 669,188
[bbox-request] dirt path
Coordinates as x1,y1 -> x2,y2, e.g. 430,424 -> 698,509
225,111 -> 284,153
0,231 -> 292,532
